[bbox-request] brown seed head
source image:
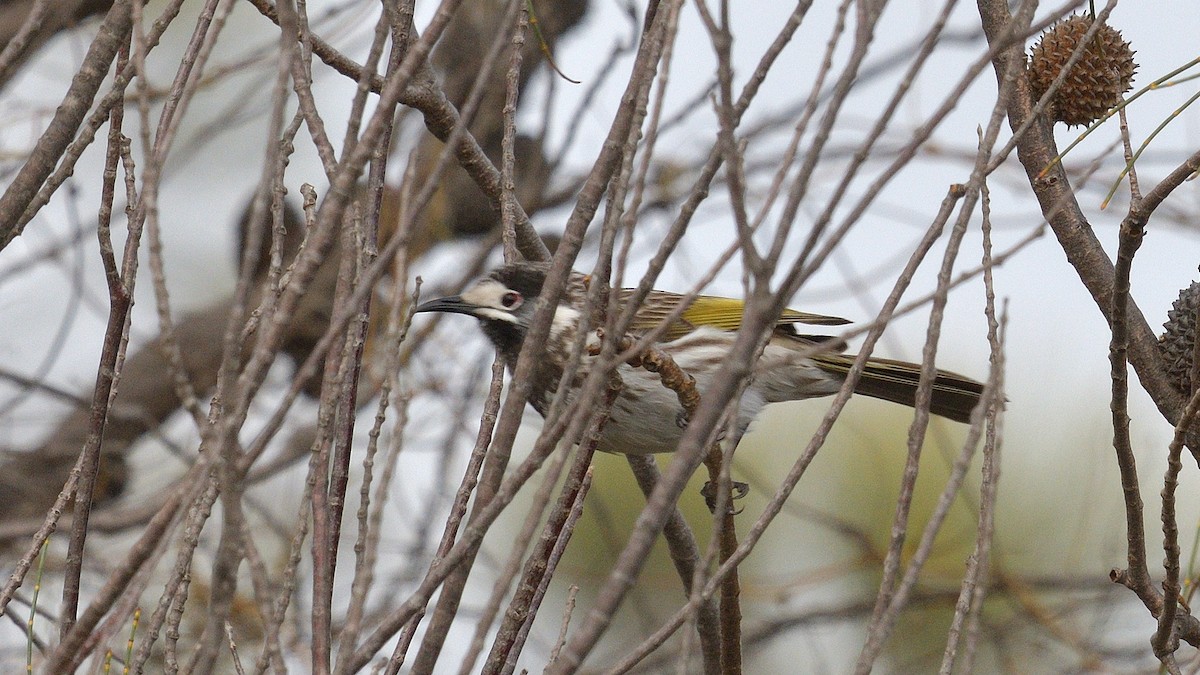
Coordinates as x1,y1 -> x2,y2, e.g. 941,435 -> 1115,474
1028,15 -> 1137,127
1160,279 -> 1200,395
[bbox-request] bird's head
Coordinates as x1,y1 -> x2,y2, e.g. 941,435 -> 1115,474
414,262 -> 559,360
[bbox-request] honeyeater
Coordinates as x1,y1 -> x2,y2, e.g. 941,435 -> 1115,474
415,262 -> 984,455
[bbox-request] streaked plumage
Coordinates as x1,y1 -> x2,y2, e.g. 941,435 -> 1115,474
415,262 -> 984,455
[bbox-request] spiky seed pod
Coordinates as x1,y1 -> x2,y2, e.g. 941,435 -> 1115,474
1159,280 -> 1200,395
1028,15 -> 1137,127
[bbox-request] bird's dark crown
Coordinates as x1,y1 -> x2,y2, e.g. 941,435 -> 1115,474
487,262 -> 550,301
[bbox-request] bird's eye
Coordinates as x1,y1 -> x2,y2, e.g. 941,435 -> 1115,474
500,291 -> 522,309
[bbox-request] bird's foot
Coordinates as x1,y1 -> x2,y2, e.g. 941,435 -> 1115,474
700,480 -> 749,514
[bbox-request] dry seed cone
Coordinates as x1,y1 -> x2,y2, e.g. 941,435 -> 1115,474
1028,14 -> 1136,127
1160,279 -> 1200,395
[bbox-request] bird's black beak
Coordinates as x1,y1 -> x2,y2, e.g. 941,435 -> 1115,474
413,295 -> 480,317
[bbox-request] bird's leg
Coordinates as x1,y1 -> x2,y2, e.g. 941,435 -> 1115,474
636,344 -> 747,512
699,479 -> 749,514
592,329 -> 748,510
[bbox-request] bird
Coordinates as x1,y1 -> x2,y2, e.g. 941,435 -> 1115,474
414,262 -> 985,455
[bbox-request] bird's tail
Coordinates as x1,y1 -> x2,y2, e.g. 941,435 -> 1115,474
812,353 -> 985,423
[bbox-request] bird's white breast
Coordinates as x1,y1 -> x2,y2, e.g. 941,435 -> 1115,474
597,327 -> 756,455
596,327 -> 844,454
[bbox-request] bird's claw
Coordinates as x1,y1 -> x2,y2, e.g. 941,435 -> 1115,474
700,480 -> 749,514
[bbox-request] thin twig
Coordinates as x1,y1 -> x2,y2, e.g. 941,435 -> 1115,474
941,182 -> 1005,675
855,17 -> 1023,666
59,30 -> 137,642
619,455 -> 722,675
496,459 -> 597,675
455,419 -> 572,675
0,0 -> 134,249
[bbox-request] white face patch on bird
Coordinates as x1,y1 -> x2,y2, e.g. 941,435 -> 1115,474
414,283 -> 528,370
456,279 -> 525,324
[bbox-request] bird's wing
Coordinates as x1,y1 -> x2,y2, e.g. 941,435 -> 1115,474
620,289 -> 850,342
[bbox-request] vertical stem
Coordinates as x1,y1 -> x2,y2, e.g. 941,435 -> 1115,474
701,449 -> 742,675
60,37 -> 132,643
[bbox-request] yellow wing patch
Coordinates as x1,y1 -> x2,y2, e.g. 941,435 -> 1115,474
624,289 -> 850,342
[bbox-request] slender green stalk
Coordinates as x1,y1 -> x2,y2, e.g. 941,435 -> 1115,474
26,538 -> 49,674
